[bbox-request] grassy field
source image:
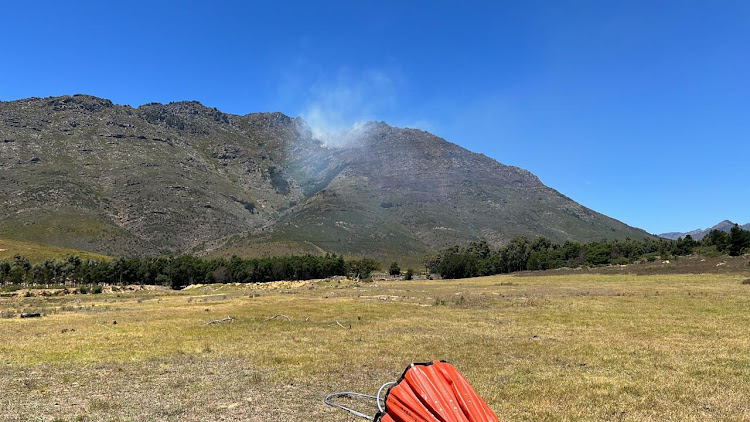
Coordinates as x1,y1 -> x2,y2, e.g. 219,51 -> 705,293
0,237 -> 110,263
1,271 -> 749,421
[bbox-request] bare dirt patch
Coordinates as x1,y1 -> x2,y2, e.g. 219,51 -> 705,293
0,356 -> 352,421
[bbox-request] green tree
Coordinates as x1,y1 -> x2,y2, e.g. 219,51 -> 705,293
439,253 -> 478,279
348,259 -> 380,280
703,229 -> 730,251
586,242 -> 613,265
503,236 -> 530,272
388,262 -> 401,276
728,224 -> 750,256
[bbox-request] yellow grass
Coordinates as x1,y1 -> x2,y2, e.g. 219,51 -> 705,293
0,237 -> 110,263
1,272 -> 749,421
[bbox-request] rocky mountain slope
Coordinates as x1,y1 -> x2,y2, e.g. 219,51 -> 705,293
659,220 -> 750,240
1,95 -> 651,261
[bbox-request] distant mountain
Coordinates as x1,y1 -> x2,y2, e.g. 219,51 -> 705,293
659,220 -> 749,240
0,94 -> 652,261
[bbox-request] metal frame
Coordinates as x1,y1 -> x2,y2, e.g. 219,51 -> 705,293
325,382 -> 396,420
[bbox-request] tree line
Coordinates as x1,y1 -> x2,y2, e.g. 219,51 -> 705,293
3,225 -> 748,287
427,224 -> 750,279
0,254 -> 380,289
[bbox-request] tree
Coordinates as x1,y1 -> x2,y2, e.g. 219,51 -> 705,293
404,268 -> 414,280
389,262 -> 401,276
503,236 -> 530,272
530,236 -> 553,252
586,242 -> 613,265
703,229 -> 730,251
728,224 -> 750,256
675,235 -> 697,255
439,253 -> 477,279
348,259 -> 380,280
0,260 -> 11,283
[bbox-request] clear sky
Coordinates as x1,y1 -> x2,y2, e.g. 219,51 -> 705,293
1,1 -> 748,234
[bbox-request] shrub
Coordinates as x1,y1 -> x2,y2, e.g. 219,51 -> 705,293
405,268 -> 414,280
612,257 -> 630,266
693,246 -> 722,258
268,167 -> 290,194
742,279 -> 750,285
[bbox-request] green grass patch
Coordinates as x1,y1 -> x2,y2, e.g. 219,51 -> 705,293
0,237 -> 110,263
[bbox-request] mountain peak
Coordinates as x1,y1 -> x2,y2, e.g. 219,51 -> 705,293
659,220 -> 748,240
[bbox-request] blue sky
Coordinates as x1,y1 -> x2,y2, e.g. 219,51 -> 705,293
1,1 -> 748,234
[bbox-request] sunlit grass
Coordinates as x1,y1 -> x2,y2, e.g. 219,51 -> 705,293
2,273 -> 749,420
0,237 -> 110,263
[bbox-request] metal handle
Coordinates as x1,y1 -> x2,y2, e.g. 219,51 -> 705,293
325,382 -> 396,419
325,391 -> 379,419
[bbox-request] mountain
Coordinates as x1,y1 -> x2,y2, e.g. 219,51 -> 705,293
659,220 -> 749,240
0,94 -> 651,262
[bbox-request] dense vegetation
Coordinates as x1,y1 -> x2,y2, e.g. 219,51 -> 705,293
427,225 -> 750,279
3,225 -> 748,287
0,254 -> 380,289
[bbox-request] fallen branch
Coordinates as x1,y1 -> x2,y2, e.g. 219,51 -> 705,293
266,314 -> 291,322
21,312 -> 42,318
335,320 -> 346,329
205,316 -> 235,325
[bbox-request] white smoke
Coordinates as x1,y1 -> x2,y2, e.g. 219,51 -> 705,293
299,68 -> 398,145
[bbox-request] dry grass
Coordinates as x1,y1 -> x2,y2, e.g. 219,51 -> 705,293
1,273 -> 749,421
0,237 -> 110,263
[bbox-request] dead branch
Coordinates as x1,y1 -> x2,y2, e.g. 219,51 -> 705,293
266,314 -> 291,322
335,320 -> 346,329
205,316 -> 235,325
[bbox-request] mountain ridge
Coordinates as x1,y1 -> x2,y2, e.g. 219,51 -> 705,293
659,220 -> 750,240
1,94 -> 652,261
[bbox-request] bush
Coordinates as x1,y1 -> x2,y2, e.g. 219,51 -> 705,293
612,257 -> 630,266
742,279 -> 750,285
268,167 -> 290,194
404,268 -> 414,280
693,246 -> 722,258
